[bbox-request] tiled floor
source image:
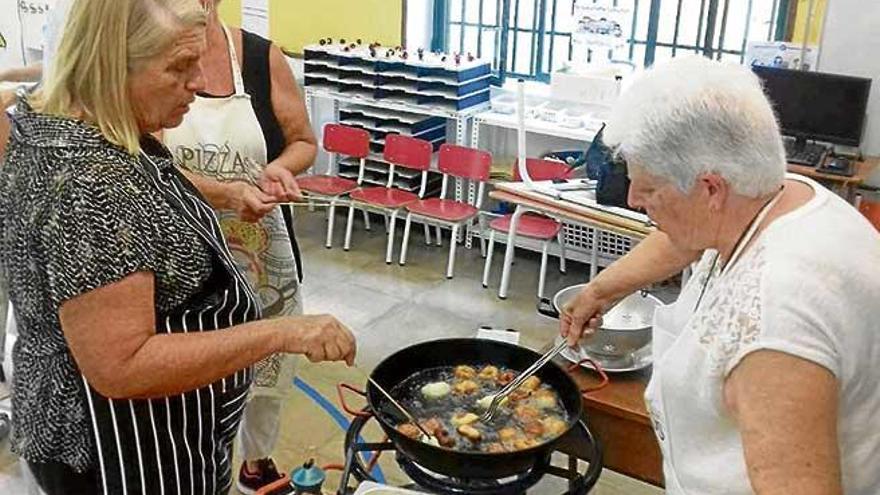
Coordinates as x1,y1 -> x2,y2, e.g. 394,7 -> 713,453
0,208 -> 664,494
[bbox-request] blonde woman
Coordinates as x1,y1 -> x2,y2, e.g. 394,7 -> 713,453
0,1 -> 355,493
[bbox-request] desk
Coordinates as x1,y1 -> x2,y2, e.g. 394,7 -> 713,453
788,158 -> 878,201
489,184 -> 653,298
557,362 -> 663,487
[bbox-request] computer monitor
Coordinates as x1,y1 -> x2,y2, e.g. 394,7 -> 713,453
752,66 -> 872,148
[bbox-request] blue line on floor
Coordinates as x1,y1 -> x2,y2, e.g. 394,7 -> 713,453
293,377 -> 386,484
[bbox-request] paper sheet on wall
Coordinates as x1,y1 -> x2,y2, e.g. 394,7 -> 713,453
242,0 -> 269,37
745,41 -> 819,71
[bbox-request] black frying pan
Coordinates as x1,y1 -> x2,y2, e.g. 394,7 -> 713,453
365,338 -> 600,480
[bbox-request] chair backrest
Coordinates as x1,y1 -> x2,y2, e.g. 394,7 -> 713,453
323,123 -> 370,158
513,158 -> 572,182
383,134 -> 433,171
437,144 -> 492,182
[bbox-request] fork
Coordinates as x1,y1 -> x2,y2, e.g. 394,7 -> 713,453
480,339 -> 570,423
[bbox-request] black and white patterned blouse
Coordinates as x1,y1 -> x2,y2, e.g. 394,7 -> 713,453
0,96 -> 261,494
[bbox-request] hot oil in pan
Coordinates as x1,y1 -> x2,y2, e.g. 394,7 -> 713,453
385,365 -> 570,453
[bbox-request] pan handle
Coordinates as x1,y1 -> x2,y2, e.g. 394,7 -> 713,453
537,297 -> 560,319
336,383 -> 373,418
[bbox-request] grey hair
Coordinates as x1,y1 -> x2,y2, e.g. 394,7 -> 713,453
604,56 -> 786,198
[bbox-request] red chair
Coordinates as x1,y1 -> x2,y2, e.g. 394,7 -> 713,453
296,124 -> 371,248
398,144 -> 492,278
482,158 -> 572,299
343,134 -> 433,263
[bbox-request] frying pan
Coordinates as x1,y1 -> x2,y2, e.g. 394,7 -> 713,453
351,338 -> 603,480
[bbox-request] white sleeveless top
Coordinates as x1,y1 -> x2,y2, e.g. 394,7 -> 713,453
645,175 -> 880,494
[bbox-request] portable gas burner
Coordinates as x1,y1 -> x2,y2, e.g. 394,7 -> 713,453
336,412 -> 603,495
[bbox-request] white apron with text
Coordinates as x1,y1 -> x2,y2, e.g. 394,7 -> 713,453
163,25 -> 299,397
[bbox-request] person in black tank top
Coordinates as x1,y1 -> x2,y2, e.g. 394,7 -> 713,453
194,4 -> 322,492
241,30 -> 311,283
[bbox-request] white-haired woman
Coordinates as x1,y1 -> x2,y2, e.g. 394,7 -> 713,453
0,1 -> 355,493
162,1 -> 316,490
561,56 -> 880,494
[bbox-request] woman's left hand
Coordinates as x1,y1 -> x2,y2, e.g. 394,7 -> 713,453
260,161 -> 303,202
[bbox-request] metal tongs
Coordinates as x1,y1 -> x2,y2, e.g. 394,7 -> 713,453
480,339 -> 570,423
368,377 -> 436,442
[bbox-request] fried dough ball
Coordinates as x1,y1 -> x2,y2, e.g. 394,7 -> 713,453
453,379 -> 479,395
521,376 -> 541,391
514,405 -> 541,422
420,418 -> 443,434
451,412 -> 480,427
522,420 -> 545,438
485,443 -> 506,453
421,382 -> 451,400
541,417 -> 567,438
435,427 -> 456,448
497,371 -> 516,386
397,423 -> 421,439
508,388 -> 532,403
478,365 -> 499,381
513,437 -> 540,450
457,424 -> 482,442
498,427 -> 519,442
454,365 -> 477,379
532,389 -> 558,410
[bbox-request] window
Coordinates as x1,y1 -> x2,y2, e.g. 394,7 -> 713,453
435,0 -> 797,81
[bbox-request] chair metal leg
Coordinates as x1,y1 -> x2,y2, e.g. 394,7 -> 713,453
499,206 -> 526,299
385,210 -> 399,264
479,233 -> 487,258
481,230 -> 496,288
435,225 -> 442,246
538,240 -> 550,299
446,224 -> 460,279
423,223 -> 432,245
363,210 -> 372,231
343,204 -> 356,251
557,231 -> 567,273
400,213 -> 414,265
325,198 -> 337,249
384,214 -> 390,233
590,228 -> 600,281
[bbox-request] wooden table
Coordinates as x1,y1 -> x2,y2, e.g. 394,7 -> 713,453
554,359 -> 663,487
788,158 -> 878,202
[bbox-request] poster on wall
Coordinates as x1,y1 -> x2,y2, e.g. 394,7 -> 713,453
746,41 -> 819,71
19,0 -> 51,52
0,0 -> 25,70
572,0 -> 632,50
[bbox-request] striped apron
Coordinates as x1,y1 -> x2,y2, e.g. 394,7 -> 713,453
80,148 -> 262,495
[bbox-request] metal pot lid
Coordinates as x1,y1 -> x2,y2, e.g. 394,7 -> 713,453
552,284 -> 661,331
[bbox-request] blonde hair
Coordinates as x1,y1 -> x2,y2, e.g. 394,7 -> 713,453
34,0 -> 206,154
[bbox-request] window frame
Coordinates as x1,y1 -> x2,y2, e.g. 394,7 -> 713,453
433,0 -> 795,82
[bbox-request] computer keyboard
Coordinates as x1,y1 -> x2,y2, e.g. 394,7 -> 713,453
785,140 -> 830,167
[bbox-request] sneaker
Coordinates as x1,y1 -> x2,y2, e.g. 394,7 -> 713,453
236,458 -> 284,495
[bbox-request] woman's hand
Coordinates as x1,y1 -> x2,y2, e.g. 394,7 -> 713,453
259,161 -> 303,203
227,181 -> 278,222
560,284 -> 607,346
278,314 -> 357,366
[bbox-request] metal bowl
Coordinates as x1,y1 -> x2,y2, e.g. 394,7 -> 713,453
541,284 -> 661,358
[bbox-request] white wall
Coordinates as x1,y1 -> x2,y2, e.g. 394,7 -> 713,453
819,0 -> 880,157
406,0 -> 434,51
